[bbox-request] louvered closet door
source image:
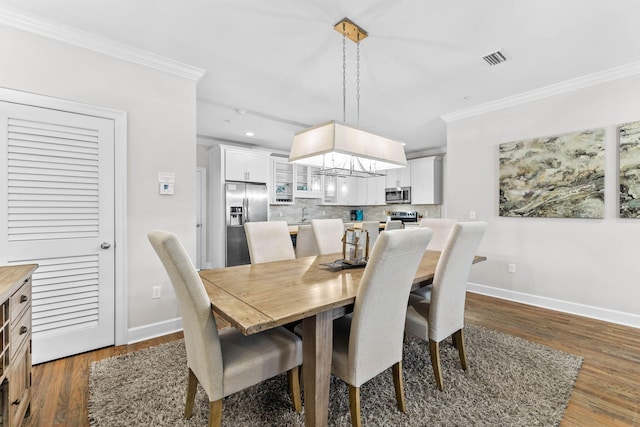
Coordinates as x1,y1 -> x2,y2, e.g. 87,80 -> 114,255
0,101 -> 115,364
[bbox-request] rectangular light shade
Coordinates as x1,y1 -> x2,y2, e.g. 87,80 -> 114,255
288,121 -> 407,171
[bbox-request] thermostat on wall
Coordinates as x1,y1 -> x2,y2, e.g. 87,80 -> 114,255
160,182 -> 175,195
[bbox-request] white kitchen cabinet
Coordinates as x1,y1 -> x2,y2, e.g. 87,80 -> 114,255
385,165 -> 411,188
294,165 -> 323,198
322,175 -> 338,204
225,149 -> 269,183
271,158 -> 294,204
410,156 -> 443,204
323,175 -> 358,205
366,175 -> 386,205
336,176 -> 354,205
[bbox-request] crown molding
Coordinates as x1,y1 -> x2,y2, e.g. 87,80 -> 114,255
0,7 -> 206,81
441,61 -> 640,123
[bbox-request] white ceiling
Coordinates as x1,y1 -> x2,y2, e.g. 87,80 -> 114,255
2,0 -> 640,155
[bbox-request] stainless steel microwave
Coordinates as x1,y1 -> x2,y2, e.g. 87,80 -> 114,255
385,186 -> 411,204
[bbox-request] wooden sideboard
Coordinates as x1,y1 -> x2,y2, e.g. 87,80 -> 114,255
0,264 -> 37,427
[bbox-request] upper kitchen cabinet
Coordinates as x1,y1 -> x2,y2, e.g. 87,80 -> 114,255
271,158 -> 294,204
294,165 -> 323,198
385,165 -> 411,188
410,156 -> 443,204
225,148 -> 269,183
366,175 -> 386,205
336,176 -> 356,205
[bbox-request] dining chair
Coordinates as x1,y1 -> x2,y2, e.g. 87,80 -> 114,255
418,218 -> 458,251
331,228 -> 433,426
384,220 -> 403,230
311,218 -> 345,255
147,230 -> 303,427
244,220 -> 295,264
361,220 -> 380,251
413,218 -> 458,300
295,224 -> 319,257
343,222 -> 355,230
404,222 -> 487,391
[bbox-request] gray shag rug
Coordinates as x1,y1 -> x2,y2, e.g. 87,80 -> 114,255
88,325 -> 582,426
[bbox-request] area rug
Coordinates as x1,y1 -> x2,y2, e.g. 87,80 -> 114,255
88,325 -> 582,426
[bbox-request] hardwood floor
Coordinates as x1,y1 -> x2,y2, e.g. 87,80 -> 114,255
25,293 -> 639,426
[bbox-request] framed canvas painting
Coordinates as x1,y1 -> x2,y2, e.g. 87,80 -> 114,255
499,128 -> 605,218
619,120 -> 640,218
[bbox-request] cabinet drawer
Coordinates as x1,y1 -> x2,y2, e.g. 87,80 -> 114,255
10,278 -> 31,323
8,339 -> 31,427
10,307 -> 31,362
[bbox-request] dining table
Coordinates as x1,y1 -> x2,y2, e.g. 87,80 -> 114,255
198,250 -> 486,427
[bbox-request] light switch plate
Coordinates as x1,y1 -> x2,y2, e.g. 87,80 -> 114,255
160,183 -> 175,195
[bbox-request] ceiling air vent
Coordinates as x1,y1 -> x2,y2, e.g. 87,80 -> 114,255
482,50 -> 507,66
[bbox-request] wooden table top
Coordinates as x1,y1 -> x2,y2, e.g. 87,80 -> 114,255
287,222 -> 386,235
199,251 -> 486,335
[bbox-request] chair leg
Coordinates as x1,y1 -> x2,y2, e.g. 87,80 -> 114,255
185,368 -> 198,419
429,339 -> 444,391
453,328 -> 468,370
209,400 -> 222,427
392,361 -> 406,412
348,385 -> 362,427
287,366 -> 302,413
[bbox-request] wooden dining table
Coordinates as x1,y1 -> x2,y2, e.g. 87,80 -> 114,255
198,250 -> 486,426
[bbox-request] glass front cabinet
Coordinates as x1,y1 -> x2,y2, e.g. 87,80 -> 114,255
271,158 -> 294,204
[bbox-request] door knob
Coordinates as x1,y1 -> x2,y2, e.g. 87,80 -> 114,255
101,242 -> 111,249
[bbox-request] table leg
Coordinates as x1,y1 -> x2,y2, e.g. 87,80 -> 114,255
302,310 -> 333,427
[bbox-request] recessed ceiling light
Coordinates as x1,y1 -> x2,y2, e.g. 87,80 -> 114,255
245,131 -> 255,137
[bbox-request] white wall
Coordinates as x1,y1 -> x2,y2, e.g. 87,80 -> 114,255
0,25 -> 198,338
446,73 -> 640,327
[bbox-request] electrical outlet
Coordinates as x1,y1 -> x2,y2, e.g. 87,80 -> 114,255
508,264 -> 516,274
469,211 -> 476,219
152,285 -> 161,299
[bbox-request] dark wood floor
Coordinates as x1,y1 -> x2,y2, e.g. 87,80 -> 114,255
25,293 -> 640,426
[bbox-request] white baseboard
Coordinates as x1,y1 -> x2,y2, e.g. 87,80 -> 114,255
467,282 -> 640,329
127,317 -> 183,344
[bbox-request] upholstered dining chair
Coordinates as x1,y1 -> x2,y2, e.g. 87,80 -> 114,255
418,218 -> 458,251
331,228 -> 432,426
244,221 -> 295,264
295,224 -> 319,257
361,220 -> 380,251
404,222 -> 487,391
147,230 -> 303,427
384,220 -> 403,230
311,218 -> 345,255
413,218 -> 458,300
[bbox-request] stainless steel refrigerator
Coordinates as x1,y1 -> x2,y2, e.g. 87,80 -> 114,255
225,181 -> 268,266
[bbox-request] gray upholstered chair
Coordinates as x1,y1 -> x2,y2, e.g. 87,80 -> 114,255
413,218 -> 458,300
295,224 -> 319,257
147,230 -> 302,427
311,218 -> 345,255
361,221 -> 380,251
384,220 -> 403,230
244,221 -> 295,264
404,222 -> 487,391
331,228 -> 432,426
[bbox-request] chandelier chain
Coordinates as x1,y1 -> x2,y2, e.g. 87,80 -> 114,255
356,39 -> 361,127
342,24 -> 347,123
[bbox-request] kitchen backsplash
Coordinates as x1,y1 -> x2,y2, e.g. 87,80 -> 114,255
270,198 -> 441,224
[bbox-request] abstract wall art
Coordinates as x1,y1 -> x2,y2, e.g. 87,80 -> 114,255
619,120 -> 640,218
499,128 -> 605,218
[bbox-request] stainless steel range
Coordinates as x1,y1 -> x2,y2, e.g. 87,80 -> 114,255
389,211 -> 419,224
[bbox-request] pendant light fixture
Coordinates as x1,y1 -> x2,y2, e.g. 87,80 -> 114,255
288,18 -> 407,177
